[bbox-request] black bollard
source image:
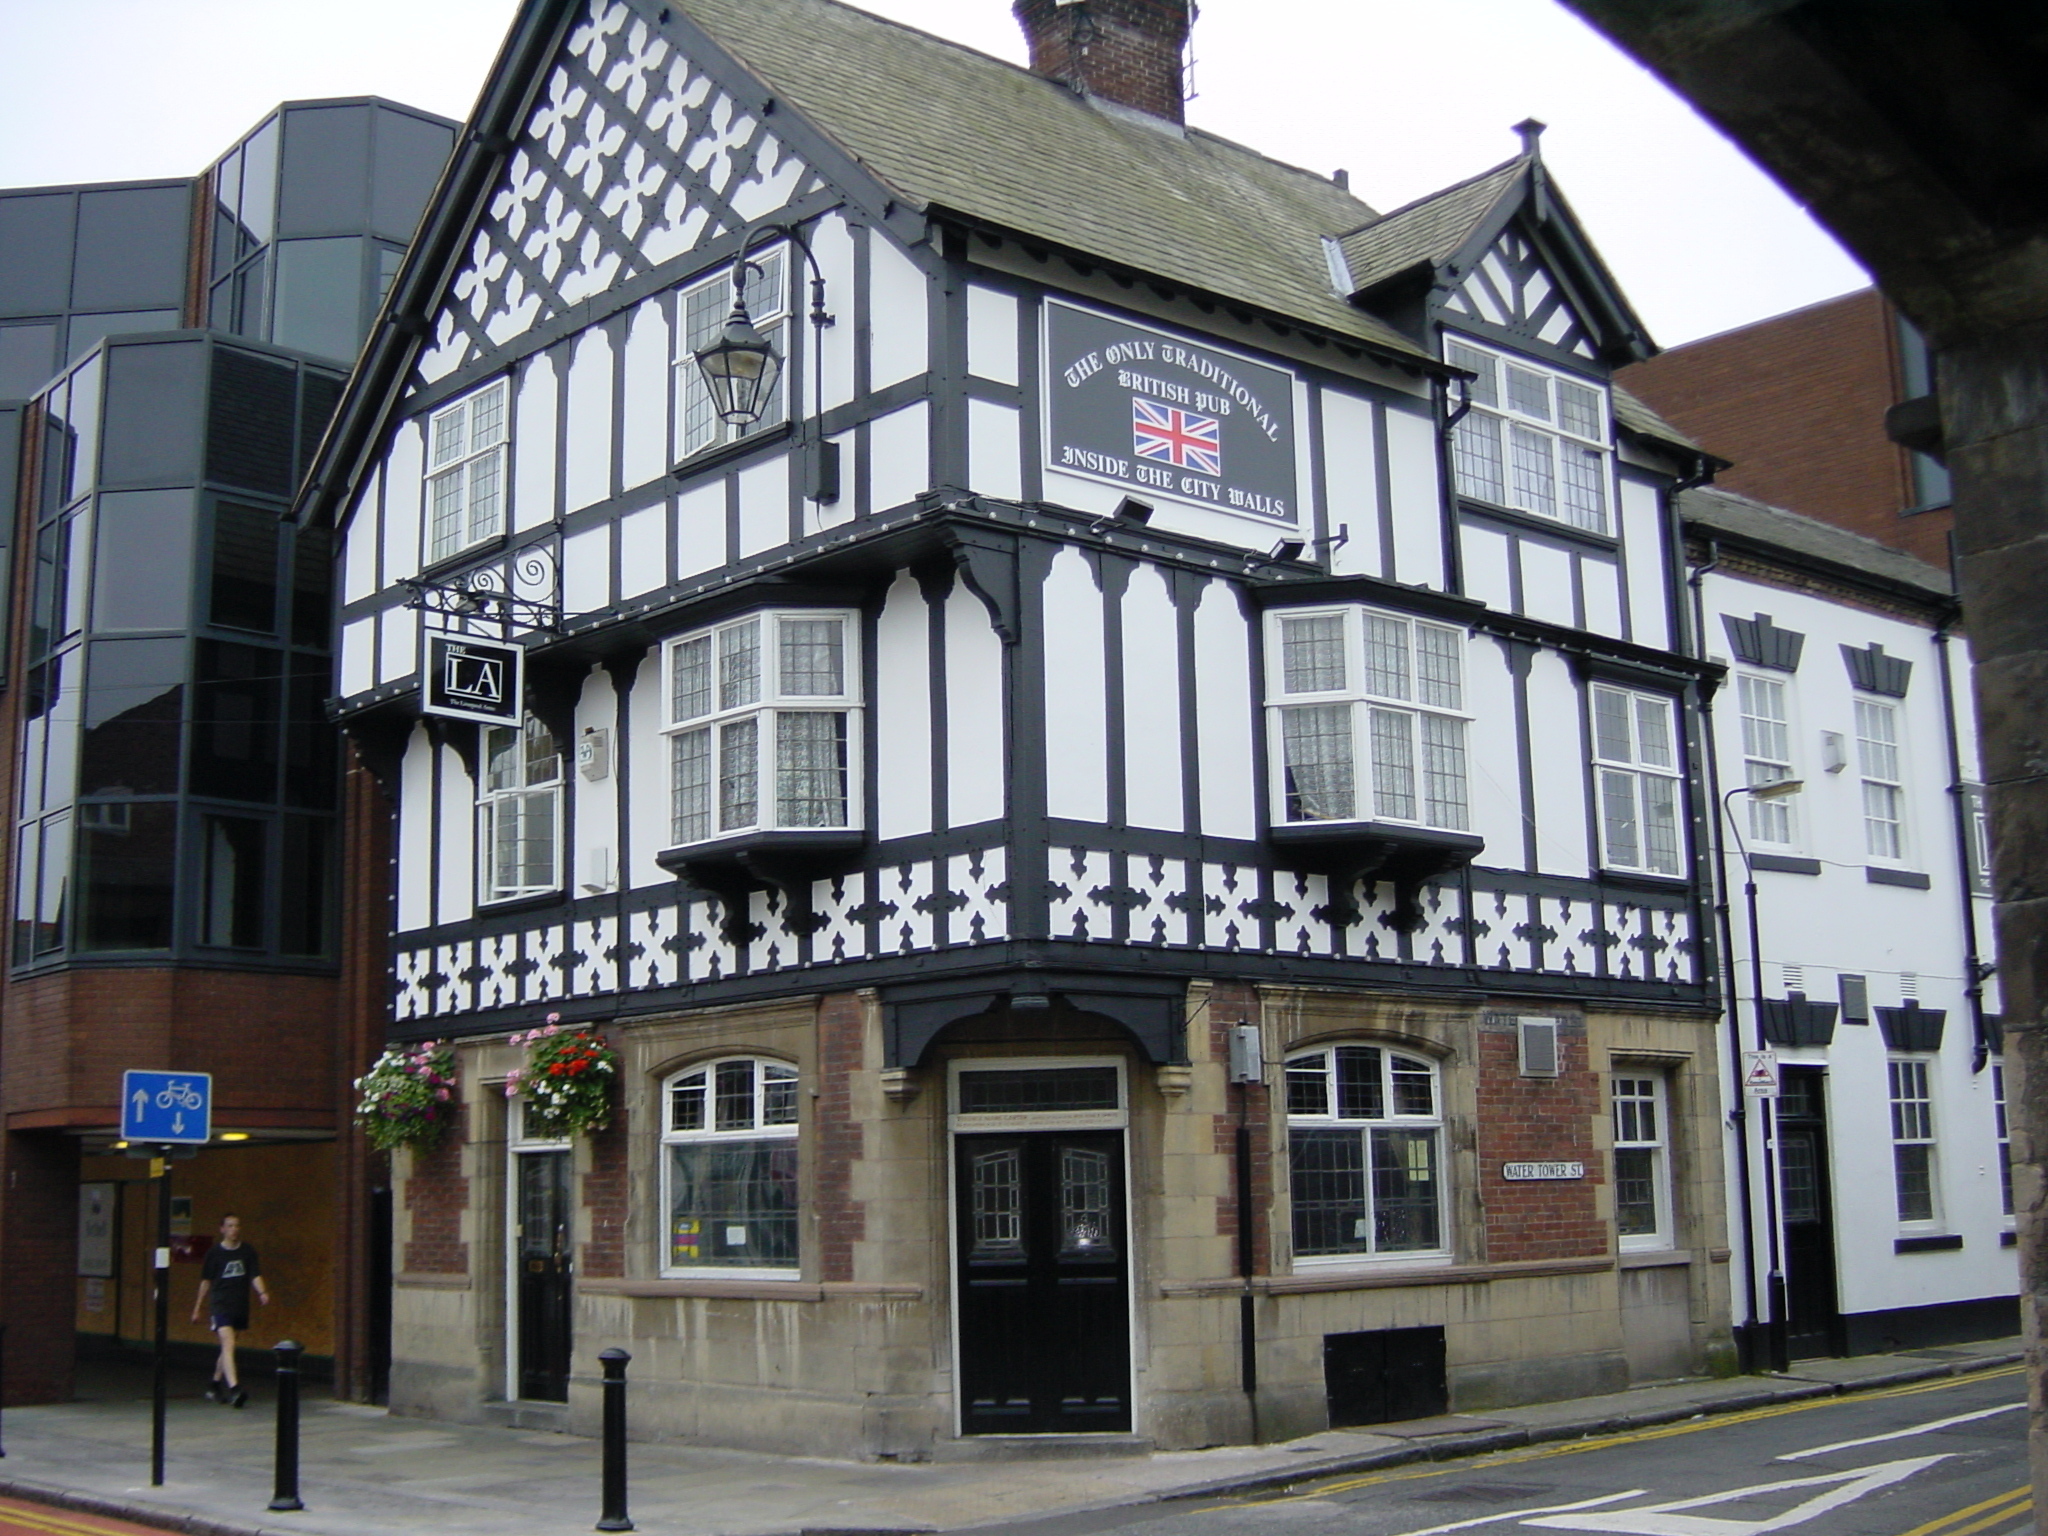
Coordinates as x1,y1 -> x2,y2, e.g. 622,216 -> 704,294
268,1340 -> 304,1512
1,1320 -> 7,1458
595,1348 -> 633,1532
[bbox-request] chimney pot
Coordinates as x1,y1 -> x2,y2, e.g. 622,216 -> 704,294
1014,0 -> 1193,124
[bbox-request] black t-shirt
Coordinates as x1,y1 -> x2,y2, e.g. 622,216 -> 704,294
201,1241 -> 260,1315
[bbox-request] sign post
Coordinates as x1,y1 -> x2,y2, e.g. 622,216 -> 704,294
122,1072 -> 210,1486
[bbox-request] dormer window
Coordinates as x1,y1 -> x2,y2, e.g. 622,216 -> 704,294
1447,338 -> 1610,534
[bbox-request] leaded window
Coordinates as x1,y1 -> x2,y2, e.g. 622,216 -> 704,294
1994,1061 -> 2013,1220
664,611 -> 860,847
1447,338 -> 1610,533
1285,1045 -> 1446,1262
1592,685 -> 1683,876
662,1057 -> 800,1274
425,379 -> 508,562
675,251 -> 788,460
477,715 -> 561,903
1267,607 -> 1469,831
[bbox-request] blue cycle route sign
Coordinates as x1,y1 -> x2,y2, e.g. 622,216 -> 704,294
121,1071 -> 212,1144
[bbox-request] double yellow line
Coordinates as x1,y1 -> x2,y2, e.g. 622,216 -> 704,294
1893,1485 -> 2032,1536
0,1500 -> 142,1536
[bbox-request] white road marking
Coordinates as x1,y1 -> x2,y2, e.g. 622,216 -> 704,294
1777,1403 -> 2024,1461
1522,1455 -> 1950,1536
1386,1490 -> 1650,1536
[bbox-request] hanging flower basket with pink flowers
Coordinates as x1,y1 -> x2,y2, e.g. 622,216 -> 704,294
505,1015 -> 619,1138
353,1041 -> 459,1154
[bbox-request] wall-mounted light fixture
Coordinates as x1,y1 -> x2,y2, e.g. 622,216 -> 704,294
1243,537 -> 1306,571
692,219 -> 841,501
1086,495 -> 1154,533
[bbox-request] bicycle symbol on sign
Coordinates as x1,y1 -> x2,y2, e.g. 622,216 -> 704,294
155,1080 -> 204,1111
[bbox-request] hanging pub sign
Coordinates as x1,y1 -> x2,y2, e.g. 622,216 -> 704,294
1044,300 -> 1298,522
422,627 -> 523,726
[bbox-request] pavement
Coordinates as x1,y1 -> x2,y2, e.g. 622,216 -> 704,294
0,1339 -> 2024,1536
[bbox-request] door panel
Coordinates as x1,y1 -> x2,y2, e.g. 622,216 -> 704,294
956,1131 -> 1130,1434
515,1150 -> 573,1401
1777,1069 -> 1842,1359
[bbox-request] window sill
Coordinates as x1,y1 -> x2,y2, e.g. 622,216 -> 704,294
1894,1233 -> 1963,1255
476,889 -> 566,918
1158,1254 -> 1612,1297
1456,497 -> 1618,550
419,532 -> 509,581
1618,1246 -> 1689,1268
578,1278 -> 925,1301
1595,868 -> 1689,892
1751,853 -> 1822,876
1866,866 -> 1933,890
669,420 -> 794,482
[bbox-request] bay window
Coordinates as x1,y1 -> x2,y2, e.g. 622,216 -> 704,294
1267,607 -> 1469,831
665,610 -> 860,847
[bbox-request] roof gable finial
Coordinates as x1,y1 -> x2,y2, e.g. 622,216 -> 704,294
1514,118 -> 1546,159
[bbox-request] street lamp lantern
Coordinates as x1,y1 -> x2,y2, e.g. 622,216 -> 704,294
693,271 -> 782,427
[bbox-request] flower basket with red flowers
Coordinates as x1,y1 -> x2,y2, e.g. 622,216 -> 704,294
353,1041 -> 459,1154
504,1015 -> 618,1137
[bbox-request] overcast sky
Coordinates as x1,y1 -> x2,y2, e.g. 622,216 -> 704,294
0,0 -> 1868,349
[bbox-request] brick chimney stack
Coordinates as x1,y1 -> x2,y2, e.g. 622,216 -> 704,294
1014,0 -> 1192,124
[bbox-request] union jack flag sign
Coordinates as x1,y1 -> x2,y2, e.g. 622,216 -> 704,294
1132,398 -> 1222,476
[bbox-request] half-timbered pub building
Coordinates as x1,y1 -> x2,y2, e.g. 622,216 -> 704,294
298,0 -> 1735,1453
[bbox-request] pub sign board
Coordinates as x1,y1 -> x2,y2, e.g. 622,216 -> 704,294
1044,300 -> 1298,523
423,627 -> 523,726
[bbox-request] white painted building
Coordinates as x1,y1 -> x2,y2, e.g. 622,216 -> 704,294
298,0 -> 1741,1455
1684,487 -> 2015,1360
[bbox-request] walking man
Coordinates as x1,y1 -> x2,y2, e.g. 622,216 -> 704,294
191,1213 -> 271,1407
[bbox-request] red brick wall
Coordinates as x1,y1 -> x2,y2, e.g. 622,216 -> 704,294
1475,1020 -> 1604,1262
813,992 -> 866,1283
581,1119 -> 627,1279
1621,290 -> 1954,569
0,1130 -> 80,1403
402,1104 -> 468,1274
1208,983 -> 1272,1273
1014,0 -> 1190,121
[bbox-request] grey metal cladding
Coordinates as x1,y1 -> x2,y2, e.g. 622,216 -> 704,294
1841,640 -> 1912,696
1722,611 -> 1805,671
1875,999 -> 1946,1052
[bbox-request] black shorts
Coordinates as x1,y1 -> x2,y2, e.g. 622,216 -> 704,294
210,1310 -> 249,1333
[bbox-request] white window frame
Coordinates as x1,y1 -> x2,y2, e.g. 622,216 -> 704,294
1855,696 -> 1907,862
425,378 -> 509,563
662,609 -> 863,848
1612,1072 -> 1674,1252
1284,1043 -> 1449,1267
1265,606 -> 1471,832
659,1056 -> 801,1278
1446,335 -> 1612,534
477,715 -> 562,903
1735,673 -> 1799,846
1592,685 -> 1684,876
673,248 -> 789,463
1887,1056 -> 1939,1227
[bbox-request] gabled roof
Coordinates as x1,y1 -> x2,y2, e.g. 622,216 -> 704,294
1336,159 -> 1528,295
676,0 -> 1431,365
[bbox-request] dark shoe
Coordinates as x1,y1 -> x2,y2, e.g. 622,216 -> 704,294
230,1387 -> 249,1409
203,1386 -> 219,1403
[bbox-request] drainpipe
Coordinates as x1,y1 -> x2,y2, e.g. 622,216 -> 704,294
1933,609 -> 1994,1071
1689,533 -> 1765,1371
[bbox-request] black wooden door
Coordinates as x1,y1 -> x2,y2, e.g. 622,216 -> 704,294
1777,1069 -> 1842,1359
955,1131 -> 1130,1434
516,1150 -> 573,1401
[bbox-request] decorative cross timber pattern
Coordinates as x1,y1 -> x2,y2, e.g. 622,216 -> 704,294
1442,227 -> 1597,360
417,0 -> 827,385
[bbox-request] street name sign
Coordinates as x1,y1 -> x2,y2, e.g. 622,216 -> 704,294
121,1070 -> 212,1144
